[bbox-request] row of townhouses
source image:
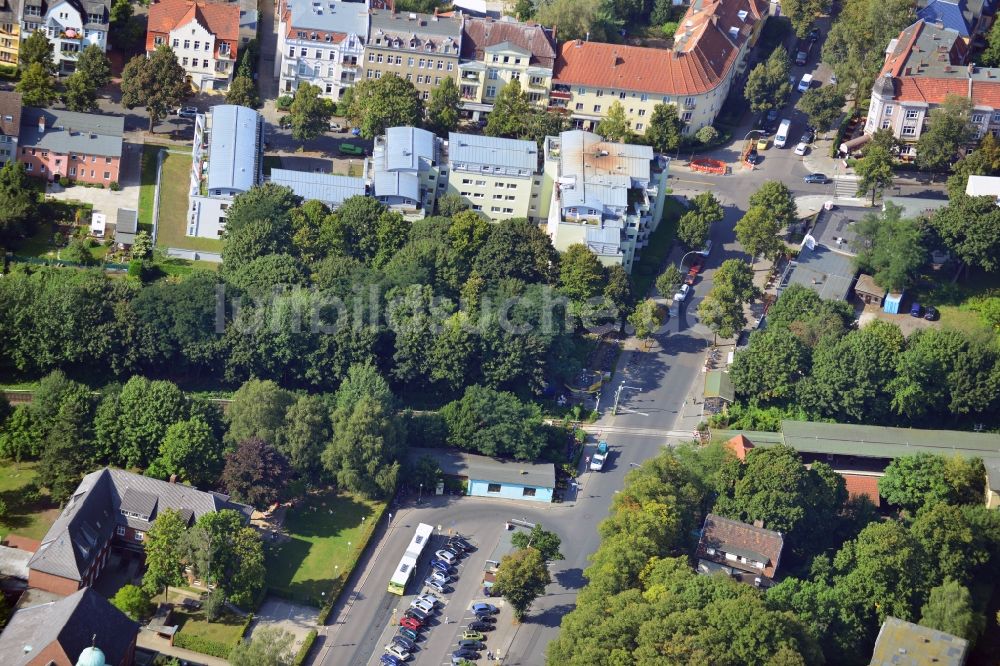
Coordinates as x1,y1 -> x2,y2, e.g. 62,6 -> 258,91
187,104 -> 668,273
863,0 -> 1000,152
275,0 -> 769,135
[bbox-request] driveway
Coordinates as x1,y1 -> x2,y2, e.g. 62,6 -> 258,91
249,597 -> 320,654
45,141 -> 141,229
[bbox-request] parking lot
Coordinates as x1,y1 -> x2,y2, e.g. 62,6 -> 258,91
365,525 -> 525,666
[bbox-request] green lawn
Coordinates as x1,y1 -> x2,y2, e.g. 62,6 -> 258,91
265,492 -> 385,605
631,196 -> 686,298
0,461 -> 60,542
153,151 -> 224,253
174,609 -> 246,648
908,268 -> 1000,339
153,257 -> 221,277
137,144 -> 161,228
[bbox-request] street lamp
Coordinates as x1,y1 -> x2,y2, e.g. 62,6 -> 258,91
594,390 -> 601,414
418,483 -> 423,504
678,249 -> 702,272
612,381 -> 641,415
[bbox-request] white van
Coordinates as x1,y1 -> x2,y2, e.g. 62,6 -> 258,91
798,73 -> 814,92
775,119 -> 792,148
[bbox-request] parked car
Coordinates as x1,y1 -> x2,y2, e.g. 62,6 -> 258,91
339,143 -> 365,156
472,603 -> 499,615
350,127 -> 361,136
384,644 -> 411,661
798,73 -> 814,92
794,142 -> 809,156
808,26 -> 821,41
756,135 -> 770,151
436,549 -> 458,564
176,106 -> 198,118
399,616 -> 423,631
804,173 -> 829,184
673,283 -> 691,302
398,627 -> 420,641
746,148 -> 761,165
453,649 -> 480,660
448,536 -> 474,552
430,559 -> 453,573
329,122 -> 343,131
924,305 -> 939,321
392,635 -> 417,651
381,654 -> 403,666
467,621 -> 495,632
424,579 -> 448,594
458,639 -> 485,650
461,630 -> 485,641
429,571 -> 452,585
418,592 -> 443,607
801,128 -> 816,143
410,598 -> 435,614
405,607 -> 431,622
910,302 -> 924,317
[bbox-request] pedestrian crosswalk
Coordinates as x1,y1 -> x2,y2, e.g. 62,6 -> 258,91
834,175 -> 860,199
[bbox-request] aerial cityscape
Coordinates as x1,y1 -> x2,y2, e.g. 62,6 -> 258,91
0,0 -> 997,664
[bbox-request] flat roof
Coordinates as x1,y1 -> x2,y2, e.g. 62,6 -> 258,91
116,208 -> 138,234
871,617 -> 968,666
781,420 -> 1000,460
448,132 -> 538,172
409,448 -> 555,489
270,169 -> 365,207
965,174 -> 1000,197
287,0 -> 369,35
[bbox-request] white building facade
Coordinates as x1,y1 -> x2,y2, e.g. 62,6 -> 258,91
21,0 -> 109,74
275,0 -> 368,99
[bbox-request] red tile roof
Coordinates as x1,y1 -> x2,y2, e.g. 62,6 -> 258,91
696,513 -> 784,580
461,17 -> 556,69
725,434 -> 754,461
553,0 -> 766,96
147,0 -> 239,43
841,473 -> 881,507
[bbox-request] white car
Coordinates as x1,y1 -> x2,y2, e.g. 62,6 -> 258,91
384,643 -> 411,661
418,591 -> 443,606
435,549 -> 457,564
329,122 -> 343,131
794,142 -> 809,156
673,284 -> 691,302
430,570 -> 452,584
590,452 -> 607,471
425,579 -> 448,593
410,597 -> 435,614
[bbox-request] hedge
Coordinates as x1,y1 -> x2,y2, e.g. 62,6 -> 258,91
173,634 -> 232,659
293,629 -> 318,666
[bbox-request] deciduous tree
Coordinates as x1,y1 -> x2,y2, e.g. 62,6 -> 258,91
654,265 -> 683,299
734,206 -> 782,262
596,101 -> 633,143
121,46 -> 189,132
323,396 -> 405,498
19,30 -> 53,71
645,103 -> 683,153
781,0 -> 825,37
440,385 -> 547,460
226,75 -> 260,108
225,378 -> 295,447
628,298 -> 664,340
0,161 -> 39,246
111,585 -> 152,620
221,438 -> 292,508
559,244 -> 604,301
730,327 -> 810,402
744,48 -> 792,113
850,202 -> 926,290
346,73 -> 423,139
698,292 -> 745,341
289,83 -> 331,143
796,86 -> 846,130
142,508 -> 188,598
494,547 -> 551,619
511,524 -> 564,562
920,579 -> 984,641
426,76 -> 461,136
485,79 -> 531,138
16,62 -> 56,107
854,144 -> 895,205
917,95 -> 973,171
930,193 -> 1000,272
153,417 -> 222,486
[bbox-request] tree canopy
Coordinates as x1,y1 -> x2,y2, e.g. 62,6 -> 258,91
346,74 -> 424,139
120,46 -> 189,132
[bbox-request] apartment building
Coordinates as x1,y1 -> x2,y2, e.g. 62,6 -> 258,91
865,19 -> 1000,154
550,0 -> 766,134
20,0 -> 110,74
368,125 -> 442,218
275,0 -> 368,99
916,0 -> 997,42
0,0 -> 20,66
147,0 -> 239,91
187,104 -> 263,238
444,132 -> 544,221
542,130 -> 669,273
365,9 -> 462,100
457,16 -> 556,119
18,106 -> 122,184
0,91 -> 20,164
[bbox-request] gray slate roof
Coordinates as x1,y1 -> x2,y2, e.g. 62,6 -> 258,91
448,132 -> 539,173
19,107 -> 123,157
0,588 -> 137,666
780,240 -> 855,302
286,0 -> 369,36
369,9 -> 462,55
409,447 -> 556,489
270,168 -> 365,207
206,104 -> 262,192
28,468 -> 253,582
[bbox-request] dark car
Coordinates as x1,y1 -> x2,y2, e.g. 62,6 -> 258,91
801,128 -> 816,143
453,649 -> 481,660
458,639 -> 485,650
804,173 -> 829,184
448,536 -> 474,552
765,108 -> 779,123
910,302 -> 924,317
467,621 -> 495,632
392,635 -> 417,651
746,149 -> 761,165
924,305 -> 939,321
808,27 -> 821,41
430,559 -> 454,573
380,655 -> 403,666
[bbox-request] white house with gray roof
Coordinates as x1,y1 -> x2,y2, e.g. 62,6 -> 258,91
187,104 -> 263,238
20,0 -> 110,74
275,0 -> 369,99
27,467 -> 252,596
443,132 -> 545,222
368,125 -> 443,218
542,130 -> 669,272
270,168 -> 367,208
409,448 -> 555,503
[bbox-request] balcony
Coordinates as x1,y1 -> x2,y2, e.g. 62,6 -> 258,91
527,78 -> 547,89
549,90 -> 571,100
462,72 -> 481,81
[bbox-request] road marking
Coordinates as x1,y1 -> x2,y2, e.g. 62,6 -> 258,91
672,177 -> 719,186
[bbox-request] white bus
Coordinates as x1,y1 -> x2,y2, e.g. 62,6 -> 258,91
388,523 -> 434,595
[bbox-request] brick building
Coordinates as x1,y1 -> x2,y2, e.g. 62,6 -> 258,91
17,106 -> 123,185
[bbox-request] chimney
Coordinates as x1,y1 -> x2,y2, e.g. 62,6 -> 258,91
575,38 -> 582,47
169,474 -> 178,484
753,519 -> 764,528
37,115 -> 45,132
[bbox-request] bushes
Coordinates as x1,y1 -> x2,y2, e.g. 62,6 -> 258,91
293,630 -> 318,666
276,95 -> 293,111
109,181 -> 120,191
173,634 -> 232,659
